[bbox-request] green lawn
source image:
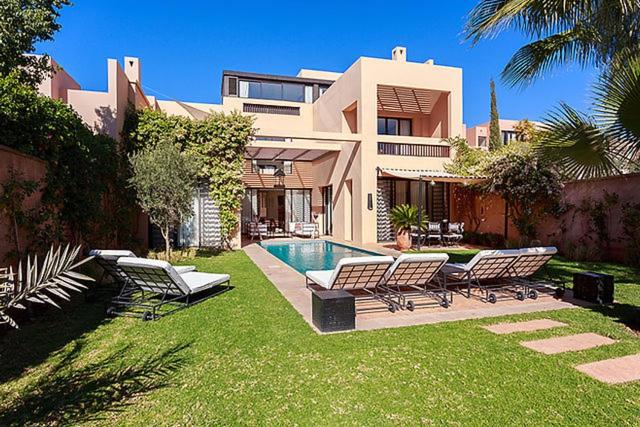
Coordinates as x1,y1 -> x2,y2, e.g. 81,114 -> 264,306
1,250 -> 639,425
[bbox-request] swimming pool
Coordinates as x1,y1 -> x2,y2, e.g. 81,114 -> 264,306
259,240 -> 379,274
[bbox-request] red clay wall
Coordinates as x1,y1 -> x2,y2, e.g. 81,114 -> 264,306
460,174 -> 640,263
0,146 -> 47,262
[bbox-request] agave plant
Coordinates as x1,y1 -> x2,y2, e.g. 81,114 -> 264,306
0,244 -> 94,328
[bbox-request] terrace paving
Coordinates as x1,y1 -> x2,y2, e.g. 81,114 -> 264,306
243,241 -> 590,333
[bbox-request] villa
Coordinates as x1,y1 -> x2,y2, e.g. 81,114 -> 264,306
38,47 -> 481,249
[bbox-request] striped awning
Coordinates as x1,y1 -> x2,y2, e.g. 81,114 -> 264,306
377,167 -> 484,183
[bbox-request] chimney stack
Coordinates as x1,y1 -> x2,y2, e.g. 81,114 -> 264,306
392,46 -> 407,62
124,56 -> 141,84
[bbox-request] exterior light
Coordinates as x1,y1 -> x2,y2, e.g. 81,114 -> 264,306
367,193 -> 373,210
430,180 -> 436,187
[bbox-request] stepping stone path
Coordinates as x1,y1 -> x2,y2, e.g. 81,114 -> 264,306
575,354 -> 640,384
484,318 -> 639,384
484,319 -> 567,335
520,333 -> 616,355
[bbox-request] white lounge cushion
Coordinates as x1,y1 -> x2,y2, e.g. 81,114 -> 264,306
463,249 -> 521,271
384,253 -> 449,282
89,249 -> 136,260
519,246 -> 557,256
305,270 -> 333,289
174,265 -> 197,274
178,272 -> 230,293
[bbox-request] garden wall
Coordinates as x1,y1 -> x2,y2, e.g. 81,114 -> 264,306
465,173 -> 640,263
0,146 -> 47,262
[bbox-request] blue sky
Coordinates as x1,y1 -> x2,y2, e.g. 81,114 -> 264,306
37,0 -> 597,126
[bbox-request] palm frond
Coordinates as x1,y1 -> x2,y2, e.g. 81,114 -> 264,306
501,26 -> 599,86
0,245 -> 94,328
592,55 -> 640,160
538,103 -> 623,179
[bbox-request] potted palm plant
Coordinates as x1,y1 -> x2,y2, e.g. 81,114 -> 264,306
390,204 -> 426,251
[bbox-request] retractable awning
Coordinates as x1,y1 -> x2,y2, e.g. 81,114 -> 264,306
377,167 -> 484,183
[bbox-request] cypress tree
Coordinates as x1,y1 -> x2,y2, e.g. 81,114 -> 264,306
489,79 -> 502,150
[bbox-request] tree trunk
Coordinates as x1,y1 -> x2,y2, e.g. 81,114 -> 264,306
164,224 -> 170,257
11,213 -> 21,260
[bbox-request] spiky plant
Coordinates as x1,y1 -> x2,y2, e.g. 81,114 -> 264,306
0,244 -> 94,328
390,204 -> 427,232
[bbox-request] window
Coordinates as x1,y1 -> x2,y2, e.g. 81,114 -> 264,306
251,160 -> 293,175
239,80 -> 307,103
378,117 -> 412,136
304,85 -> 313,103
477,136 -> 487,147
319,85 -> 330,96
502,130 -> 517,145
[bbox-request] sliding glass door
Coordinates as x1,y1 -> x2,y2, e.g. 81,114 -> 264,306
322,186 -> 333,235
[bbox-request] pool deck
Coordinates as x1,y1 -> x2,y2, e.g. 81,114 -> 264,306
243,239 -> 588,333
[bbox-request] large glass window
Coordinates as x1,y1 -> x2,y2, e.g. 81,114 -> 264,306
261,82 -> 282,100
283,83 -> 304,102
378,117 -> 412,136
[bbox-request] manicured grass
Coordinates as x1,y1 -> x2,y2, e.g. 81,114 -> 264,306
1,250 -> 639,425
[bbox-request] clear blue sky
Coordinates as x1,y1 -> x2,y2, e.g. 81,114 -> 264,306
36,0 -> 597,126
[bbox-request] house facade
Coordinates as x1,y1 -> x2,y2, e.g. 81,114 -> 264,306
39,47 -> 473,249
466,119 -> 542,150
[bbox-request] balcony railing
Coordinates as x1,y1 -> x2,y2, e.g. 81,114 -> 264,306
378,142 -> 450,158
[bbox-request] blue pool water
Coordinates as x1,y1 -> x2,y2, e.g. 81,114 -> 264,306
259,240 -> 379,274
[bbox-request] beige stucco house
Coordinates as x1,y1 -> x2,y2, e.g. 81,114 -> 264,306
466,119 -> 542,150
39,47 -> 477,249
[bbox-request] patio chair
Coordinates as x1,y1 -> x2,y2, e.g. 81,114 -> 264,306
249,222 -> 268,240
109,257 -> 230,320
305,256 -> 399,311
504,247 -> 564,299
440,249 -> 520,303
425,222 -> 443,246
442,222 -> 464,246
378,253 -> 451,310
89,249 -> 196,285
295,222 -> 317,238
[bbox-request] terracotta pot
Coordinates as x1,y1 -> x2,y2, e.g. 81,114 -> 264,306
396,229 -> 411,251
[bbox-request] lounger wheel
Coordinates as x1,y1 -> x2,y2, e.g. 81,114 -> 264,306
555,287 -> 566,298
487,293 -> 497,304
528,289 -> 539,300
440,298 -> 450,308
142,311 -> 154,321
515,291 -> 525,301
406,301 -> 415,312
388,304 -> 397,313
106,306 -> 118,317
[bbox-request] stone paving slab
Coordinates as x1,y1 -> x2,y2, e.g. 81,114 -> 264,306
575,354 -> 640,384
521,333 -> 616,355
483,319 -> 568,335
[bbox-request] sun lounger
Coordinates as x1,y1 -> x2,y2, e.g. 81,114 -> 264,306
504,247 -> 564,298
440,249 -> 521,303
378,253 -> 450,310
305,256 -> 398,311
89,249 -> 196,285
108,257 -> 229,320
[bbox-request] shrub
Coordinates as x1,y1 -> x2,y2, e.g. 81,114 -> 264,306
129,140 -> 197,256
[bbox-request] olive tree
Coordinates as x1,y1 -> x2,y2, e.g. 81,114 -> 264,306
129,140 -> 197,255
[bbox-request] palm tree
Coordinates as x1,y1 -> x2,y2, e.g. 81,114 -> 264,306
465,0 -> 640,178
